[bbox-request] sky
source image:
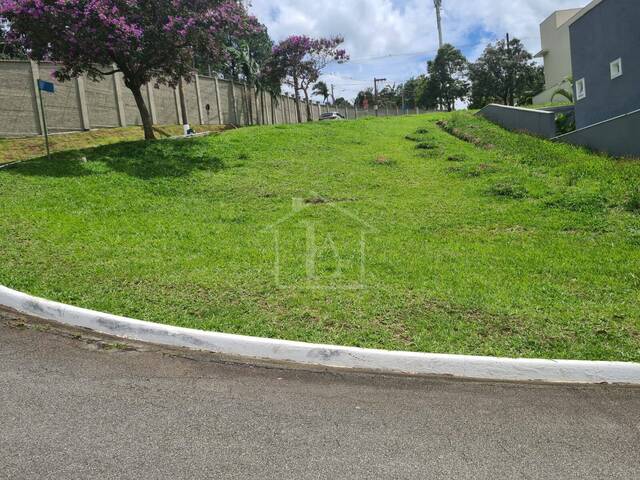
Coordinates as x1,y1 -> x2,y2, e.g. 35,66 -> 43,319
249,0 -> 585,102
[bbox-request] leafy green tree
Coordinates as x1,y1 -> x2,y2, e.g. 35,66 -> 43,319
334,97 -> 352,108
229,38 -> 281,125
312,81 -> 330,104
203,26 -> 273,81
378,84 -> 402,108
468,37 -> 544,108
415,76 -> 440,110
427,44 -> 469,111
354,88 -> 374,109
398,77 -> 423,109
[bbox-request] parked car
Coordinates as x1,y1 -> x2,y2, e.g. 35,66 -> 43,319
319,112 -> 345,121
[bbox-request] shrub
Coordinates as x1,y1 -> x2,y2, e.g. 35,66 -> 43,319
555,113 -> 576,135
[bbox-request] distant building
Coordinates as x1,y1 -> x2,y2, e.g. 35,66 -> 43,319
532,8 -> 582,105
567,0 -> 640,129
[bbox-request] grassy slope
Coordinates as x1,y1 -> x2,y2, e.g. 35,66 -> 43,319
0,124 -> 226,165
1,113 -> 639,361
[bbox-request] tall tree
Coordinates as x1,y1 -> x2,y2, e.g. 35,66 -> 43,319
312,81 -> 330,104
334,97 -> 351,108
354,88 -> 374,109
271,35 -> 348,122
415,76 -> 440,110
468,37 -> 544,109
229,37 -> 281,125
427,44 -> 468,111
203,22 -> 272,81
398,77 -> 424,109
1,0 -> 262,139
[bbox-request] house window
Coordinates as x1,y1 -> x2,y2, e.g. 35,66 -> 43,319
610,58 -> 623,79
576,78 -> 586,101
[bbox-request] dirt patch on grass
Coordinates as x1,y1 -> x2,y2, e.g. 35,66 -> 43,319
373,155 -> 396,166
304,196 -> 356,205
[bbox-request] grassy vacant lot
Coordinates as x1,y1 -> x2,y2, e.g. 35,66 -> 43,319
1,113 -> 639,361
0,124 -> 226,165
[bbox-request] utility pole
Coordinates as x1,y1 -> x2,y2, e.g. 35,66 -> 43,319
506,33 -> 513,106
373,77 -> 387,117
331,84 -> 336,105
434,0 -> 443,49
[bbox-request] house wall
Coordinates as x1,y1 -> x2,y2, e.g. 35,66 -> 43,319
533,8 -> 581,105
533,78 -> 573,106
554,108 -> 640,158
539,9 -> 581,87
569,0 -> 640,128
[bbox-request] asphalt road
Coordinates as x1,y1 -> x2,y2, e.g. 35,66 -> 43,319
1,307 -> 639,480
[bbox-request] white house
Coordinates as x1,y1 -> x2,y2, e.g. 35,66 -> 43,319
532,8 -> 583,105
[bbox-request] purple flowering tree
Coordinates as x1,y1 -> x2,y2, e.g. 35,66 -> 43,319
271,35 -> 348,122
0,0 -> 263,139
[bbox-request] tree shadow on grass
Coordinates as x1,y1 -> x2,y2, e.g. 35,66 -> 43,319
3,137 -> 225,180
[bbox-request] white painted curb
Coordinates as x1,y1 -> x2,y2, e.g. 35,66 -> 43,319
2,285 -> 640,384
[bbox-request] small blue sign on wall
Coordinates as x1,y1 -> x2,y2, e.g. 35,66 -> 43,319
38,80 -> 55,93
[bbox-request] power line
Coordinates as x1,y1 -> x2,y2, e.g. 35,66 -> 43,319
331,35 -> 540,64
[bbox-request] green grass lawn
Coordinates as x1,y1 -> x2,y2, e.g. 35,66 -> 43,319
0,124 -> 227,165
1,113 -> 639,361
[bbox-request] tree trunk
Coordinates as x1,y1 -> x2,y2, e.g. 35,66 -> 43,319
293,75 -> 303,123
130,84 -> 155,140
178,79 -> 189,129
303,89 -> 312,122
270,95 -> 276,125
247,87 -> 254,125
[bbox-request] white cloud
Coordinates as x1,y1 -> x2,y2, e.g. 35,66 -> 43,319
250,0 -> 585,101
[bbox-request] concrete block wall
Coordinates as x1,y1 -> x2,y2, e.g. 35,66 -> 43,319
153,84 -> 180,125
0,60 -> 414,138
36,63 -> 85,133
84,75 -> 120,128
0,60 -> 41,137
